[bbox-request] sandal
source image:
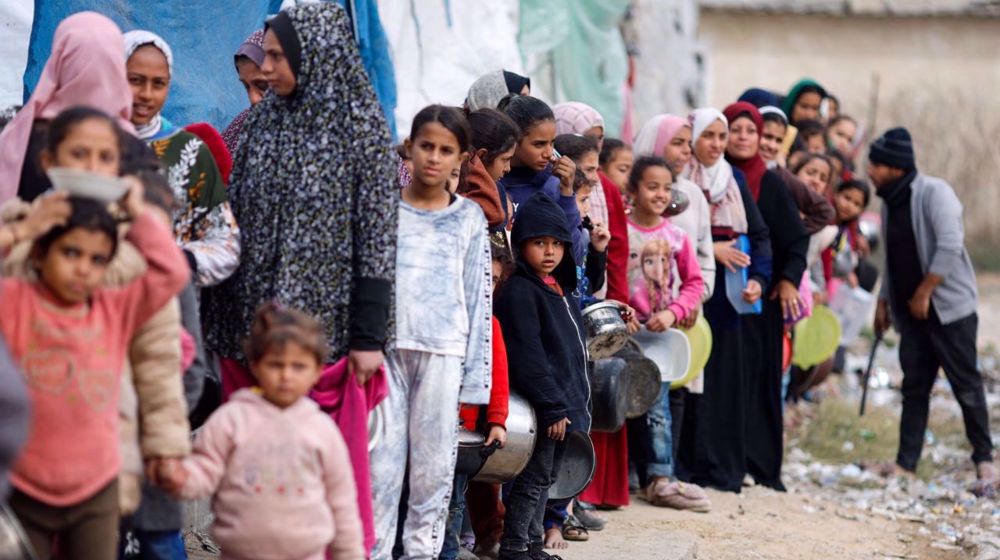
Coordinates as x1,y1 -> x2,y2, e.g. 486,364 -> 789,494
573,505 -> 606,531
561,515 -> 590,542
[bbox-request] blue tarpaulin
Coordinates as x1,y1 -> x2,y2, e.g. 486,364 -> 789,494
23,0 -> 397,136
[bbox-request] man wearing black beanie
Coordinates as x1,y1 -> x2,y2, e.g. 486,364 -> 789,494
869,127 -> 996,486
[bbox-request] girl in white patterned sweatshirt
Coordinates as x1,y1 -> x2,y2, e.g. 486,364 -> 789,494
369,105 -> 492,560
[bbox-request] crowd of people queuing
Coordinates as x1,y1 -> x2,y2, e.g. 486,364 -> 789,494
0,3 -> 994,560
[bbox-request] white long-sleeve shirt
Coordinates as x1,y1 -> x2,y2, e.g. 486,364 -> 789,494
394,197 -> 492,405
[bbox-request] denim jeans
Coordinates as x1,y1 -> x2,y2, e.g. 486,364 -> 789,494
500,434 -> 567,556
439,473 -> 468,560
646,382 -> 674,479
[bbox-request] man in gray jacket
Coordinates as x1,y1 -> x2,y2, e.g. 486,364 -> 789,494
870,127 -> 995,482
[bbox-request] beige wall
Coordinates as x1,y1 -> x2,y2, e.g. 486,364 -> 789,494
699,12 -> 1000,252
698,12 -> 1000,118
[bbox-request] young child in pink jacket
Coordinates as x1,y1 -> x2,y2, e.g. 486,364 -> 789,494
163,303 -> 365,560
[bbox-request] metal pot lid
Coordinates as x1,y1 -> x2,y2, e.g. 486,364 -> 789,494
548,431 -> 596,500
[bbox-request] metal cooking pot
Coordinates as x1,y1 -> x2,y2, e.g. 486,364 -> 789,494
589,357 -> 629,432
615,339 -> 662,419
548,431 -> 596,500
474,393 -> 537,484
455,429 -> 501,476
581,302 -> 629,360
367,402 -> 385,453
0,503 -> 35,560
664,188 -> 690,217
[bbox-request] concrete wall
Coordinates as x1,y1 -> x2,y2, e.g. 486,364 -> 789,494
698,11 -> 1000,253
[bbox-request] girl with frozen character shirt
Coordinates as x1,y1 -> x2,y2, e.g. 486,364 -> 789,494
368,105 -> 492,560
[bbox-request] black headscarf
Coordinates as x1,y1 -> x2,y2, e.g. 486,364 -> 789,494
205,3 -> 397,362
266,11 -> 302,78
503,70 -> 531,96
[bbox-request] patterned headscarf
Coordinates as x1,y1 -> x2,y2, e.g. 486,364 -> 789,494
235,29 -> 266,68
0,12 -> 134,204
222,29 -> 267,153
553,102 -> 604,136
206,3 -> 397,364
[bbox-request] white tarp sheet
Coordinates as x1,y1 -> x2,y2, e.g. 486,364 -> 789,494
0,0 -> 33,107
378,0 -> 523,137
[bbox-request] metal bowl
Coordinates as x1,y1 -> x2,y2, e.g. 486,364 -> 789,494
581,301 -> 629,360
589,357 -> 630,432
0,503 -> 35,560
616,339 -> 662,418
548,431 -> 596,500
664,188 -> 690,217
367,402 -> 385,453
474,392 -> 537,484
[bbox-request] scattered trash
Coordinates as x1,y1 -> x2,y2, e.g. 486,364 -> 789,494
781,342 -> 1000,559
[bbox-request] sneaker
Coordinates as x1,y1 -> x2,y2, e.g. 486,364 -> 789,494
529,542 -> 564,560
572,504 -> 606,531
644,478 -> 711,512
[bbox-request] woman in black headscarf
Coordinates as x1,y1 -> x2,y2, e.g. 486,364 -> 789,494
202,3 -> 397,553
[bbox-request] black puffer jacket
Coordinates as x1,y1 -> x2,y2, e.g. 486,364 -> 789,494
495,193 -> 591,432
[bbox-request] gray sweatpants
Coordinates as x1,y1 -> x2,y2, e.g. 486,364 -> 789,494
370,349 -> 462,560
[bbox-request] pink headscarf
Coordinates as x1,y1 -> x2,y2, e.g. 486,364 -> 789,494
553,102 -> 605,136
632,114 -> 689,159
0,12 -> 134,204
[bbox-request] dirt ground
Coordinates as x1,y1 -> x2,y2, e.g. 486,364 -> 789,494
564,488 -> 962,560
184,274 -> 1000,560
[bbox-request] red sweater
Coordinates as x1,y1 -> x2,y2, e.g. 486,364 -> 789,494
460,317 -> 509,429
599,172 -> 630,303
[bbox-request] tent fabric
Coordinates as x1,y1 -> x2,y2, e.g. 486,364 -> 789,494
23,0 -> 397,137
520,0 -> 631,136
378,0 -> 522,137
0,2 -> 32,108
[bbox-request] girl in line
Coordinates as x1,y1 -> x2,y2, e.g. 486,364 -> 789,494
497,95 -> 583,262
164,304 -> 365,559
625,157 -> 709,511
676,108 -> 772,493
0,110 -> 189,559
123,30 -> 240,288
552,102 -> 630,303
632,113 -> 716,309
370,105 -> 492,560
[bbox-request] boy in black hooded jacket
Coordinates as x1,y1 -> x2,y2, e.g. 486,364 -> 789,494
495,192 -> 590,560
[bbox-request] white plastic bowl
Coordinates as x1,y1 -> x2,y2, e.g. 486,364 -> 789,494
46,167 -> 128,203
632,328 -> 692,383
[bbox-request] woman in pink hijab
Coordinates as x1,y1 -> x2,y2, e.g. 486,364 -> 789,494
0,12 -> 133,205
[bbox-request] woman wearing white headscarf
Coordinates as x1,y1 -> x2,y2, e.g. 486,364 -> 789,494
674,108 -> 772,493
124,30 -> 240,288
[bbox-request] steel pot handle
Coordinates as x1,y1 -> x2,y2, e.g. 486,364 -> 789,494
480,440 -> 502,459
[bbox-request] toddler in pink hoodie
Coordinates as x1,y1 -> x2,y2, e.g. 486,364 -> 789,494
163,303 -> 365,560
